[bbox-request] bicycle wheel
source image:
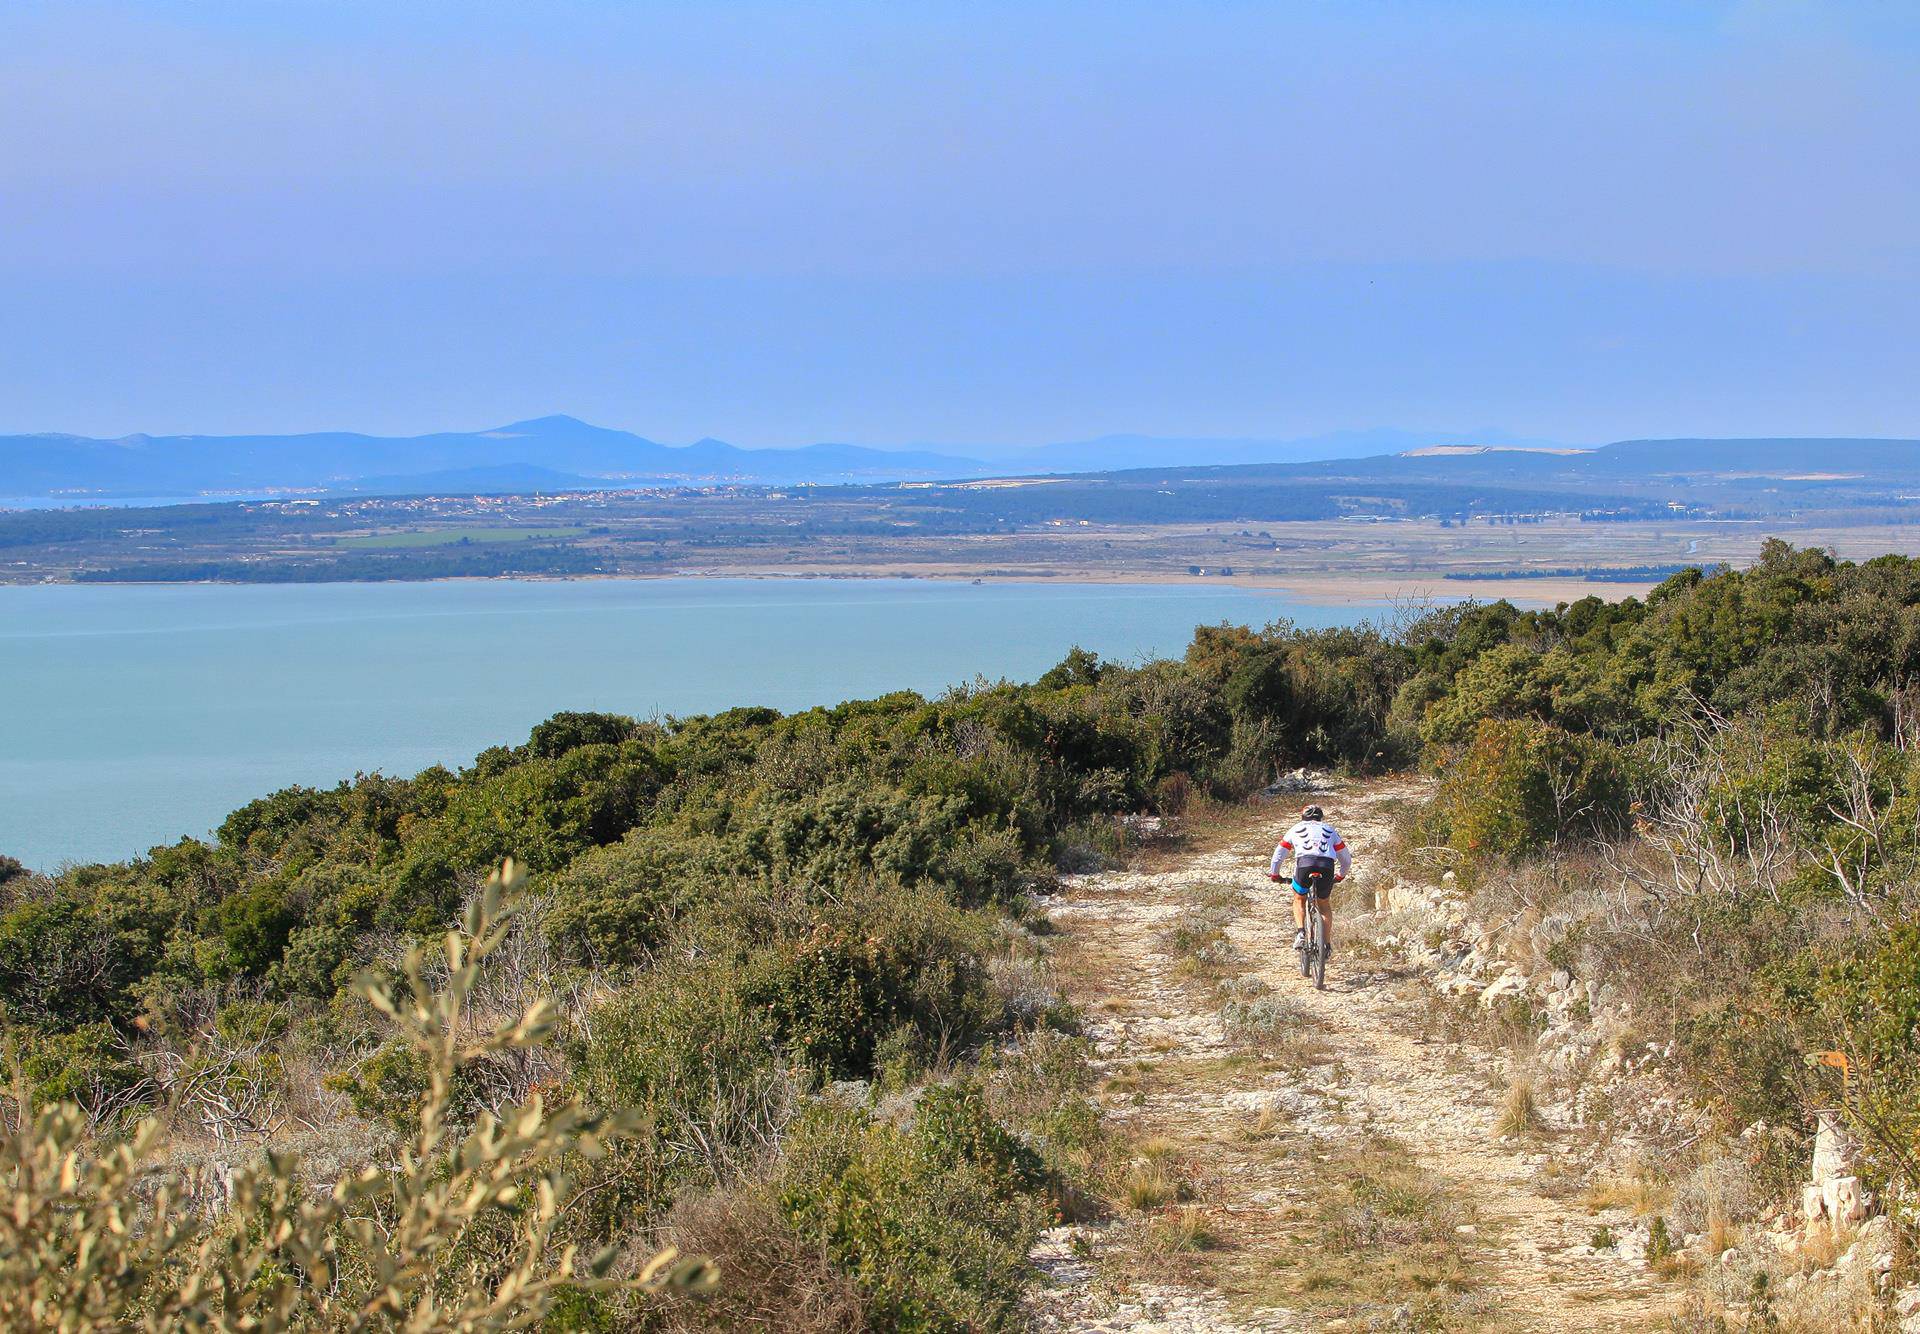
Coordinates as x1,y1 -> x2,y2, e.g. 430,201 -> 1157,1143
1311,910 -> 1327,990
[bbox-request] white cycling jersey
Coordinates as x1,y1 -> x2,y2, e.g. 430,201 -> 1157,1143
1270,820 -> 1351,878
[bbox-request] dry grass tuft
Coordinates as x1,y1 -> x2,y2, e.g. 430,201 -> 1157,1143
1136,1135 -> 1178,1164
1494,1075 -> 1542,1138
1583,1173 -> 1671,1216
1237,1105 -> 1287,1142
1795,1220 -> 1840,1271
1121,1162 -> 1180,1212
1147,1206 -> 1217,1254
1704,1206 -> 1738,1258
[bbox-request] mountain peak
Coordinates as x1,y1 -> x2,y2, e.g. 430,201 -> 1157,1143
492,414 -> 602,436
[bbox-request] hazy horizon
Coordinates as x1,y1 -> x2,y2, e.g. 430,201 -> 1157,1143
6,414 -> 1589,456
5,2 -> 1918,445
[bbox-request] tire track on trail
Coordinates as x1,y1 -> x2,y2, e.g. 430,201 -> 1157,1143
1026,779 -> 1676,1332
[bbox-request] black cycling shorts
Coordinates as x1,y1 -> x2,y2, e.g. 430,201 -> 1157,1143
1292,855 -> 1336,900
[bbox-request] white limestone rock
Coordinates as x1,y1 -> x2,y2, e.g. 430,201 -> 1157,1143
1823,1175 -> 1868,1225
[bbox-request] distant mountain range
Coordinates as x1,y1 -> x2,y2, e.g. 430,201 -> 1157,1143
0,416 -> 990,499
4,415 -> 1916,508
0,415 -> 1575,502
1041,436 -> 1920,522
994,428 -> 1573,474
1109,436 -> 1920,482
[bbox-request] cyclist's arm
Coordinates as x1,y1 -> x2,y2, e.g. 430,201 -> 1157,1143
1268,838 -> 1292,879
1333,836 -> 1352,879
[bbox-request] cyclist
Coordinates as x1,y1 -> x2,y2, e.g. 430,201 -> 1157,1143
1268,804 -> 1351,959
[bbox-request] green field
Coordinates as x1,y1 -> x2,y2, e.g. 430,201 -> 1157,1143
335,526 -> 587,549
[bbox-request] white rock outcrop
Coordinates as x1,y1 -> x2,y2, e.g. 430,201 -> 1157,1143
1801,1111 -> 1870,1225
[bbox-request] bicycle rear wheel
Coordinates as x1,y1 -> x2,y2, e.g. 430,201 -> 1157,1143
1311,910 -> 1327,990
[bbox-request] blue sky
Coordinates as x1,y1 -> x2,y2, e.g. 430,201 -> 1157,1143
3,1 -> 1916,446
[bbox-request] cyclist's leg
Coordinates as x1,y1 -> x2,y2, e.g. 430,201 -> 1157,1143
1314,876 -> 1334,954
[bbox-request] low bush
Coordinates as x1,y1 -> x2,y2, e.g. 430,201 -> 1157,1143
980,1027 -> 1101,1156
653,1185 -> 867,1332
740,890 -> 1000,1081
1426,717 -> 1631,870
0,862 -> 712,1330
1336,1160 -> 1466,1251
327,1037 -> 483,1135
567,959 -> 789,1217
776,1089 -> 1048,1332
8,1021 -> 145,1117
543,837 -> 697,967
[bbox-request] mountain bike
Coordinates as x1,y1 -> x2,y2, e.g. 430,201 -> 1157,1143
1294,872 -> 1330,990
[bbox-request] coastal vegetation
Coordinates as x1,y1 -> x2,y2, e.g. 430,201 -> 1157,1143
3,541 -> 1918,1324
73,543 -> 610,583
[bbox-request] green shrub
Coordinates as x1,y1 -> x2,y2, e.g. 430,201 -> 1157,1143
326,1037 -> 478,1135
741,892 -> 998,1081
1419,643 -> 1552,746
0,894 -> 162,1027
572,962 -> 779,1123
1817,921 -> 1920,1226
527,710 -> 644,759
776,1091 -> 1046,1331
9,1022 -> 145,1114
274,917 -> 359,998
1430,717 -> 1631,867
544,837 -> 695,966
216,883 -> 300,976
566,959 -> 787,1226
1690,711 -> 1842,858
909,1082 -> 1046,1200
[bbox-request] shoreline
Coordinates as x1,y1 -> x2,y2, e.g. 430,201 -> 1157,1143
3,566 -> 1659,607
647,567 -> 1660,606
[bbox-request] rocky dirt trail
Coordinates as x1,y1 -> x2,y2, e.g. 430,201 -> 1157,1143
1025,779 -> 1677,1332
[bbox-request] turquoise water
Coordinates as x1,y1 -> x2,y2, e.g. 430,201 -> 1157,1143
1,579 -> 1385,870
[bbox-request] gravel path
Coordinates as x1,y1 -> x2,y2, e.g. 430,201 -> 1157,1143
1025,780 -> 1677,1332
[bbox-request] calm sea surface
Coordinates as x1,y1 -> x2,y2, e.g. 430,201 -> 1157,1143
1,579 -> 1391,870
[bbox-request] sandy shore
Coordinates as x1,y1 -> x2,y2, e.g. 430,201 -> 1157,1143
1241,573 -> 1655,605
646,562 -> 1655,607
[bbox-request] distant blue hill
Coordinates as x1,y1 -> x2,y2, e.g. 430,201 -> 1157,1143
16,415 -> 1900,506
1,415 -> 1581,501
0,415 -> 1001,498
1004,427 -> 1575,474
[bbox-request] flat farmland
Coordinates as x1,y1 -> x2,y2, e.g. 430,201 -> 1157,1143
333,526 -> 591,549
8,480 -> 1920,598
